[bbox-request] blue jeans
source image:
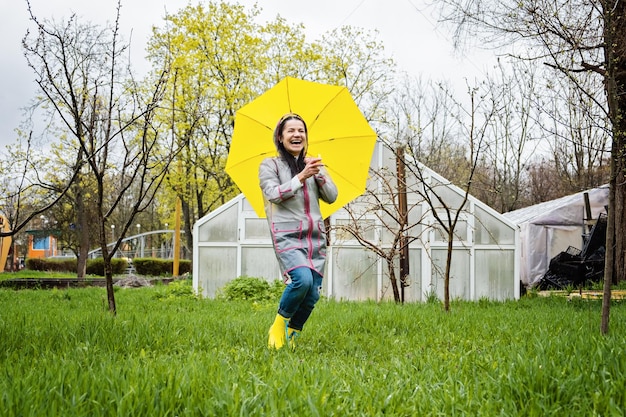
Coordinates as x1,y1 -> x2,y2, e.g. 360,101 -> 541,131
278,267 -> 322,331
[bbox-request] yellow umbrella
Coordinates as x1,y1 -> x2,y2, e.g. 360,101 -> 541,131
226,77 -> 377,219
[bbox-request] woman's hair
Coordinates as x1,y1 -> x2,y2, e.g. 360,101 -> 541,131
273,113 -> 307,177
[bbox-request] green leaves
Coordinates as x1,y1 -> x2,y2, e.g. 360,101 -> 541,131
217,275 -> 283,302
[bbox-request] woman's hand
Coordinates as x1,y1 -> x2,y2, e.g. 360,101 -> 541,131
297,157 -> 323,183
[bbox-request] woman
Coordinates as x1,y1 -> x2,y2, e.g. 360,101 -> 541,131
259,113 -> 338,350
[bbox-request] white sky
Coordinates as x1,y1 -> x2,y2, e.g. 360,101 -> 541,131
0,0 -> 495,147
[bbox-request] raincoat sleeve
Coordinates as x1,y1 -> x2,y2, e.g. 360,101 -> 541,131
259,158 -> 298,203
314,167 -> 338,204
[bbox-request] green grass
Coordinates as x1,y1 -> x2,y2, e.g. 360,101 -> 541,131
1,286 -> 625,416
0,270 -> 84,280
0,270 -> 110,282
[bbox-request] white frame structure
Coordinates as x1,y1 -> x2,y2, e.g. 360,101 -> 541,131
193,143 -> 520,302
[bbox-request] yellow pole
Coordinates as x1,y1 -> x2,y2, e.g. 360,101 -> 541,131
173,196 -> 181,276
171,69 -> 182,277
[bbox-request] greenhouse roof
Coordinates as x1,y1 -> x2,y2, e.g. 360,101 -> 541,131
503,185 -> 609,226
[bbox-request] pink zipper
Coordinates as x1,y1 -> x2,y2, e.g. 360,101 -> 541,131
302,182 -> 315,268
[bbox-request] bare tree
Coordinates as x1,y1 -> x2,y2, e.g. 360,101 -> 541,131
523,158 -> 568,204
385,76 -> 464,183
337,154 -> 427,303
438,0 -> 626,333
0,128 -> 82,243
22,1 -> 175,313
542,72 -> 611,193
470,59 -> 541,212
340,78 -> 493,309
406,87 -> 492,311
337,76 -> 455,303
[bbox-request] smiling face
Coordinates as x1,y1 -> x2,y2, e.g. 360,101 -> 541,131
280,118 -> 307,156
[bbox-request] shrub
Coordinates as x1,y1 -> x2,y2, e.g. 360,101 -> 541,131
133,258 -> 192,276
133,258 -> 163,276
178,260 -> 192,275
269,279 -> 285,300
85,258 -> 128,275
25,258 -> 45,271
218,276 -> 283,302
26,258 -> 76,272
25,257 -> 127,275
85,258 -> 104,275
111,258 -> 128,275
153,278 -> 199,300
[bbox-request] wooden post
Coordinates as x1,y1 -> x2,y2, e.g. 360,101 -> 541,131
396,147 -> 409,303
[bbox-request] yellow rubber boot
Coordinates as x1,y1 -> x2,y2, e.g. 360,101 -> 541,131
288,328 -> 301,351
267,314 -> 289,350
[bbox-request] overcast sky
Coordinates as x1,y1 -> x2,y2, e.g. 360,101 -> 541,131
0,0 -> 494,147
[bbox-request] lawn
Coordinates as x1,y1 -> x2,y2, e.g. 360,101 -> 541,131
0,270 -> 82,280
0,283 -> 624,416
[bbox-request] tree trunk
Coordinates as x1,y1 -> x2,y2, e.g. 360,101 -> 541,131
612,0 -> 626,285
601,0 -> 626,334
75,179 -> 89,280
105,269 -> 117,315
97,210 -> 117,314
182,198 -> 193,259
396,147 -> 409,303
444,232 -> 453,312
387,260 -> 401,303
614,117 -> 626,287
601,164 -> 614,334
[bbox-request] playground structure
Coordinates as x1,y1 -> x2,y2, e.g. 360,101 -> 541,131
1,216 -> 189,272
87,229 -> 187,260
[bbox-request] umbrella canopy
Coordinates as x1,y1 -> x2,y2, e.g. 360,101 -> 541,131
226,77 -> 377,218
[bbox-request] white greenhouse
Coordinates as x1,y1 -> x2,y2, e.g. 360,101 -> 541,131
193,143 -> 520,302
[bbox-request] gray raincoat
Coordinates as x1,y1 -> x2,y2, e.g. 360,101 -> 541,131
259,157 -> 338,279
